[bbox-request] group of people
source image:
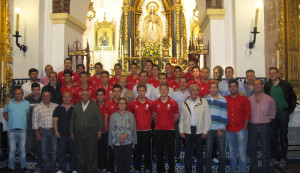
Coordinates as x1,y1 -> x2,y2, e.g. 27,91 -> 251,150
3,57 -> 297,173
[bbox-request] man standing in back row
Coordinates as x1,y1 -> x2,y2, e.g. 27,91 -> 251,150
264,67 -> 297,166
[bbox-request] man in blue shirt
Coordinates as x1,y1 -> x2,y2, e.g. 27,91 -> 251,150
218,66 -> 245,97
3,88 -> 30,172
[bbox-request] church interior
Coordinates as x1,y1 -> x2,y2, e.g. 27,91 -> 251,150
1,0 -> 300,172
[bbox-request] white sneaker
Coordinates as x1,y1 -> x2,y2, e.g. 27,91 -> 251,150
212,158 -> 219,163
56,171 -> 65,173
72,171 -> 78,173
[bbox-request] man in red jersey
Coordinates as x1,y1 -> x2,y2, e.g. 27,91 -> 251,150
145,60 -> 154,80
89,62 -> 103,87
127,63 -> 141,90
152,84 -> 179,173
60,70 -> 77,95
183,59 -> 196,81
188,66 -> 201,86
96,88 -> 109,172
130,84 -> 153,173
147,64 -> 160,88
57,58 -> 80,85
105,84 -> 123,173
188,67 -> 211,98
109,63 -> 122,86
168,66 -> 182,91
72,71 -> 96,103
97,71 -> 113,103
165,63 -> 175,85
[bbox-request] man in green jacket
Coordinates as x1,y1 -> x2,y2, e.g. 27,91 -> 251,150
70,89 -> 103,173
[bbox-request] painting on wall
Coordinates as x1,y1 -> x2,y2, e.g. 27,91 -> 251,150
95,15 -> 116,50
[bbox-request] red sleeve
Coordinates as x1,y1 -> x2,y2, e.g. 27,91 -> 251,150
243,96 -> 251,120
57,71 -> 63,84
73,72 -> 80,84
173,101 -> 179,115
126,102 -> 132,112
103,105 -> 109,115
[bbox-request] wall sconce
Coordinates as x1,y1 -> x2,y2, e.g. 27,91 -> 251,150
12,8 -> 27,52
249,1 -> 262,49
87,2 -> 96,21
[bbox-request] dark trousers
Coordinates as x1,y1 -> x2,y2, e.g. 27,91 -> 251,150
155,130 -> 175,173
98,132 -> 108,170
113,144 -> 133,173
249,123 -> 271,173
74,132 -> 98,173
175,122 -> 182,158
58,136 -> 77,172
107,130 -> 115,172
184,127 -> 204,173
40,129 -> 57,172
270,110 -> 289,160
133,130 -> 152,171
205,130 -> 226,173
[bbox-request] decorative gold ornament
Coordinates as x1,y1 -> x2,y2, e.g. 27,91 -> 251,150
87,2 -> 96,21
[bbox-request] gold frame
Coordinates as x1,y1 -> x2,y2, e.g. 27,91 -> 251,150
94,16 -> 116,50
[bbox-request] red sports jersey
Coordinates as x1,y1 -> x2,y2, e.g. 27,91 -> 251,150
130,98 -> 153,131
168,80 -> 180,91
96,84 -> 113,102
148,74 -> 154,80
152,97 -> 179,130
72,85 -> 96,103
89,74 -> 102,88
148,77 -> 160,88
109,76 -> 119,86
98,104 -> 108,132
188,79 -> 211,98
127,75 -> 141,90
183,71 -> 193,82
166,74 -> 176,85
57,70 -> 80,85
60,85 -> 77,104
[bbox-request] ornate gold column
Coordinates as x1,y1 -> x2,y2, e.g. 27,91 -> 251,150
174,0 -> 182,51
0,0 -> 13,85
123,0 -> 129,55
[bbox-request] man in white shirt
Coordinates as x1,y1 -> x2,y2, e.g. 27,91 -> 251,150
22,68 -> 44,99
172,76 -> 190,160
151,73 -> 174,100
133,70 -> 154,100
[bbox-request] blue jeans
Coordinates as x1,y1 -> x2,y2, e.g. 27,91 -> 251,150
184,127 -> 204,173
205,130 -> 226,173
40,128 -> 57,172
226,129 -> 248,173
8,129 -> 27,169
58,136 -> 76,171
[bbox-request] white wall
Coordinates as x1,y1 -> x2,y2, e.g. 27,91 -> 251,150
10,0 -> 41,78
233,0 -> 265,77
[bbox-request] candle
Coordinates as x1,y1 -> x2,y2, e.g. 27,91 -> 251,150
129,38 -> 132,60
16,8 -> 20,32
169,38 -> 172,56
1,61 -> 4,83
122,45 -> 124,69
177,43 -> 179,63
254,8 -> 259,28
139,38 -> 142,58
276,50 -> 280,69
181,37 -> 183,57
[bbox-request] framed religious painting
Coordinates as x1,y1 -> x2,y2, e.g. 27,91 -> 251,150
94,15 -> 116,50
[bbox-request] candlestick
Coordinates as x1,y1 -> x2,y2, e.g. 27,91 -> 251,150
129,38 -> 132,60
177,43 -> 179,63
122,45 -> 124,69
1,61 -> 4,83
254,8 -> 259,28
181,37 -> 183,57
160,39 -> 163,58
16,8 -> 20,32
169,38 -> 172,56
139,38 -> 142,58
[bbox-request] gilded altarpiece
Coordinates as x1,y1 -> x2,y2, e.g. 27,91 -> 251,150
118,0 -> 188,71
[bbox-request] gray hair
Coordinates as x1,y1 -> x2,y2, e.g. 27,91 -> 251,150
189,84 -> 200,91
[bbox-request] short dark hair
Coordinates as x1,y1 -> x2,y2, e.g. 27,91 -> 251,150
31,83 -> 40,89
228,79 -> 239,87
96,88 -> 105,95
49,71 -> 57,76
80,71 -> 89,77
159,84 -> 169,89
64,58 -> 72,63
209,82 -> 219,88
192,66 -> 200,71
269,67 -> 279,72
76,64 -> 85,69
179,76 -> 188,83
159,73 -> 167,79
174,66 -> 182,71
95,62 -> 103,68
114,63 -> 122,68
29,68 -> 38,75
152,64 -> 160,71
139,70 -> 148,76
101,71 -> 109,76
137,84 -> 147,91
202,67 -> 210,71
63,69 -> 73,76
131,63 -> 138,68
14,87 -> 23,93
225,66 -> 234,72
188,59 -> 196,63
145,60 -> 153,66
64,57 -> 72,63
246,69 -> 255,74
113,84 -> 122,90
165,63 -> 172,67
41,88 -> 52,96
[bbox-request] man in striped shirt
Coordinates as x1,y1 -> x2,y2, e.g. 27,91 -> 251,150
205,82 -> 228,173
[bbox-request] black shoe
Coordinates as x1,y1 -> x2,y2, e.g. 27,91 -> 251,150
21,167 -> 30,173
7,168 -> 14,173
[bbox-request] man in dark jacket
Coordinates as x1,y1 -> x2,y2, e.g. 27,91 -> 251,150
42,71 -> 62,104
264,67 -> 297,166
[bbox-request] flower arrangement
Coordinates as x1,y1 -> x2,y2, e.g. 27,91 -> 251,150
142,43 -> 161,58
